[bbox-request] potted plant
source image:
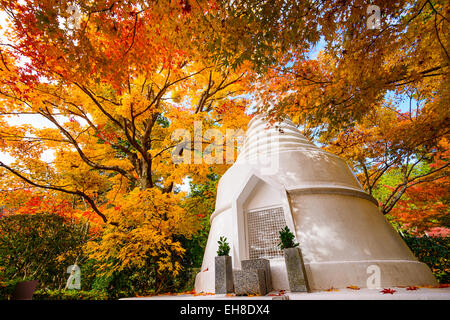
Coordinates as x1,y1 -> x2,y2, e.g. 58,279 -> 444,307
11,280 -> 39,300
278,226 -> 310,292
215,236 -> 234,294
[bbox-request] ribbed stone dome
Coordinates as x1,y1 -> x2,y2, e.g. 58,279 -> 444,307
214,115 -> 366,212
236,115 -> 318,162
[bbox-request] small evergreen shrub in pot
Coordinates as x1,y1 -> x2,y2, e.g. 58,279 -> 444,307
279,226 -> 299,250
217,236 -> 231,256
215,236 -> 233,294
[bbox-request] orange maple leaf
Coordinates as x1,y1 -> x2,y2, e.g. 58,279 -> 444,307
380,288 -> 396,294
346,285 -> 360,290
406,286 -> 419,291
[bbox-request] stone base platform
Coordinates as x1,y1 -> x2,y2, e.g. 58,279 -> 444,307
121,287 -> 450,300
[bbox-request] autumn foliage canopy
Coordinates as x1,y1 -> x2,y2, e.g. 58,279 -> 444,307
0,0 -> 448,293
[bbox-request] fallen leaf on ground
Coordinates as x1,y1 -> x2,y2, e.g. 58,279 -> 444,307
268,290 -> 286,296
346,285 -> 360,290
406,286 -> 419,291
380,288 -> 396,294
176,289 -> 196,295
421,284 -> 450,289
194,292 -> 214,296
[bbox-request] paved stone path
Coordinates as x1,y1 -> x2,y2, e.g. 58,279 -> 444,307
121,287 -> 450,300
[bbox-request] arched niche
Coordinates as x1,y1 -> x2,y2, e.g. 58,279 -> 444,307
231,172 -> 296,268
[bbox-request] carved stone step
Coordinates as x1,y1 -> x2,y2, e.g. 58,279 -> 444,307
241,258 -> 273,292
233,269 -> 267,296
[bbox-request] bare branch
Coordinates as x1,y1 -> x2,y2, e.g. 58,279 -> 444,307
38,105 -> 135,182
0,161 -> 115,225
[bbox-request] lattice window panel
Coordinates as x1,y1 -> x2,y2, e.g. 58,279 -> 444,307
247,207 -> 287,260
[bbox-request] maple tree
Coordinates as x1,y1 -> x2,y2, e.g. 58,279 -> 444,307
387,170 -> 449,236
255,0 -> 449,127
0,0 -> 252,222
0,0 -> 253,291
325,105 -> 449,216
252,1 -> 449,230
85,187 -> 199,293
2,0 -> 444,222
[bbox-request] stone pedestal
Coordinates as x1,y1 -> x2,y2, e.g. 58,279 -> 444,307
234,270 -> 267,296
215,256 -> 234,294
284,247 -> 309,292
241,259 -> 273,292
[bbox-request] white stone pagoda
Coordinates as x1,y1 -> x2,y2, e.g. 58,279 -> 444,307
194,115 -> 437,293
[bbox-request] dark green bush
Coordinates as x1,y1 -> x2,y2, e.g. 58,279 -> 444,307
401,231 -> 449,283
0,213 -> 87,290
278,226 -> 299,250
81,257 -> 176,299
0,278 -> 22,300
33,289 -> 108,300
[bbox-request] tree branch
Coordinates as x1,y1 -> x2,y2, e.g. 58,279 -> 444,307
39,105 -> 135,182
0,161 -> 116,225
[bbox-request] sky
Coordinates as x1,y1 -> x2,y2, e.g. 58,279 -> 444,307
0,9 -> 59,165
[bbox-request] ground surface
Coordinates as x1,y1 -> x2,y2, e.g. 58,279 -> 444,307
121,287 -> 450,300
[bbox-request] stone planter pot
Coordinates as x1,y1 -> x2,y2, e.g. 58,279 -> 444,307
215,256 -> 234,294
234,269 -> 266,296
241,258 -> 272,293
284,247 -> 310,292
